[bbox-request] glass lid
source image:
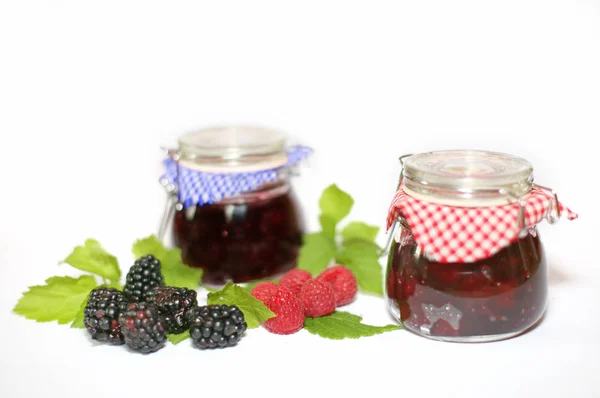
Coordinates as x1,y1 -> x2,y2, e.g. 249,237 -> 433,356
402,150 -> 534,205
176,125 -> 288,172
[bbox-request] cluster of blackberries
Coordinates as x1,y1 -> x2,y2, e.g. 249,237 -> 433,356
83,254 -> 247,354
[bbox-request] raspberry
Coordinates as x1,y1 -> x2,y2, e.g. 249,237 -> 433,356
118,302 -> 166,354
250,282 -> 279,304
316,265 -> 358,306
146,286 -> 198,334
299,280 -> 336,317
263,286 -> 304,335
123,255 -> 165,302
279,269 -> 312,296
83,287 -> 128,345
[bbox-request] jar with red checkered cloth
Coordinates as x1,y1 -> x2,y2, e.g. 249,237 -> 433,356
384,150 -> 577,342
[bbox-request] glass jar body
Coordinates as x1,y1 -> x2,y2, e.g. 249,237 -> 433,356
385,220 -> 547,342
172,180 -> 304,285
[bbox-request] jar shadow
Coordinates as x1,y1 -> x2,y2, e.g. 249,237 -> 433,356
548,263 -> 571,286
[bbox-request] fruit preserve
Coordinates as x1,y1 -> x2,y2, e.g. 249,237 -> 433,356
384,150 -> 576,342
159,126 -> 310,285
386,222 -> 547,341
173,182 -> 303,284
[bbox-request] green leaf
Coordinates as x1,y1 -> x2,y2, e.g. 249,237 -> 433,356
61,239 -> 121,282
132,235 -> 168,261
132,235 -> 203,289
161,248 -> 203,289
341,221 -> 379,243
14,275 -> 97,324
207,282 -> 275,329
297,232 -> 336,276
319,184 -> 354,223
70,297 -> 88,329
336,241 -> 384,295
304,311 -> 401,340
167,330 -> 190,345
319,214 -> 337,240
106,281 -> 124,291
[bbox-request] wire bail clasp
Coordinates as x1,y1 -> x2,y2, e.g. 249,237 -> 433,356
157,148 -> 182,241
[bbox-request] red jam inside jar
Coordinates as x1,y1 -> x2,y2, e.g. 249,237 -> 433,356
386,225 -> 547,341
383,150 -> 565,342
173,183 -> 304,285
160,126 -> 308,285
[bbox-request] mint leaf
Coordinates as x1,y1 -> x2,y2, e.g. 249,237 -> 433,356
132,235 -> 203,289
297,232 -> 336,275
319,214 -> 337,239
341,221 -> 379,243
207,282 -> 275,328
167,330 -> 190,345
14,275 -> 97,324
61,239 -> 120,282
319,184 -> 354,223
336,241 -> 384,295
304,311 -> 401,340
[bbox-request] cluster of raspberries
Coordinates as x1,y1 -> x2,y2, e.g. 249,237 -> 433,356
251,266 -> 358,335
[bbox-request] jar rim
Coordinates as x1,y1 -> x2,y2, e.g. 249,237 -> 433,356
402,150 -> 533,205
176,125 -> 288,172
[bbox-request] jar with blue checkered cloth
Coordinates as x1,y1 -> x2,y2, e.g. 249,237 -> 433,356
159,125 -> 312,285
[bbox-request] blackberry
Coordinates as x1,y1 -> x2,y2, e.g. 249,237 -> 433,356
118,302 -> 166,354
83,287 -> 128,345
188,304 -> 247,349
123,254 -> 165,302
146,286 -> 198,334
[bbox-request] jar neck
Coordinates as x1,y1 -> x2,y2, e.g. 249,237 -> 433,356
402,178 -> 533,207
219,176 -> 290,205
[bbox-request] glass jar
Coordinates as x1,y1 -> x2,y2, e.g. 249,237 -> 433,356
158,126 -> 310,285
384,150 -> 575,342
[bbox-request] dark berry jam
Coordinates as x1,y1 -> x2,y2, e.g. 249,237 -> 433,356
173,185 -> 304,285
386,226 -> 547,342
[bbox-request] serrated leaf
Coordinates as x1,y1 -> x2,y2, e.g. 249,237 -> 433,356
304,311 -> 401,340
319,184 -> 354,223
297,232 -> 336,275
207,282 -> 275,329
167,330 -> 190,345
341,221 -> 379,243
319,214 -> 337,239
61,239 -> 120,282
132,235 -> 203,289
70,297 -> 88,329
106,281 -> 124,290
336,241 -> 384,295
132,235 -> 169,261
14,275 -> 97,324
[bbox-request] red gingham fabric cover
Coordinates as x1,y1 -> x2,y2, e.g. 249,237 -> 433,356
386,185 -> 577,263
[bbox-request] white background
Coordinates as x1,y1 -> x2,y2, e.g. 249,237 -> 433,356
1,1 -> 599,397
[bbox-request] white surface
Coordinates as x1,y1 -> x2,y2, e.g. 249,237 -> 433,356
0,1 -> 598,397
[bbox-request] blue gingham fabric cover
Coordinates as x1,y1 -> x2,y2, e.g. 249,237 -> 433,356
162,146 -> 312,207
